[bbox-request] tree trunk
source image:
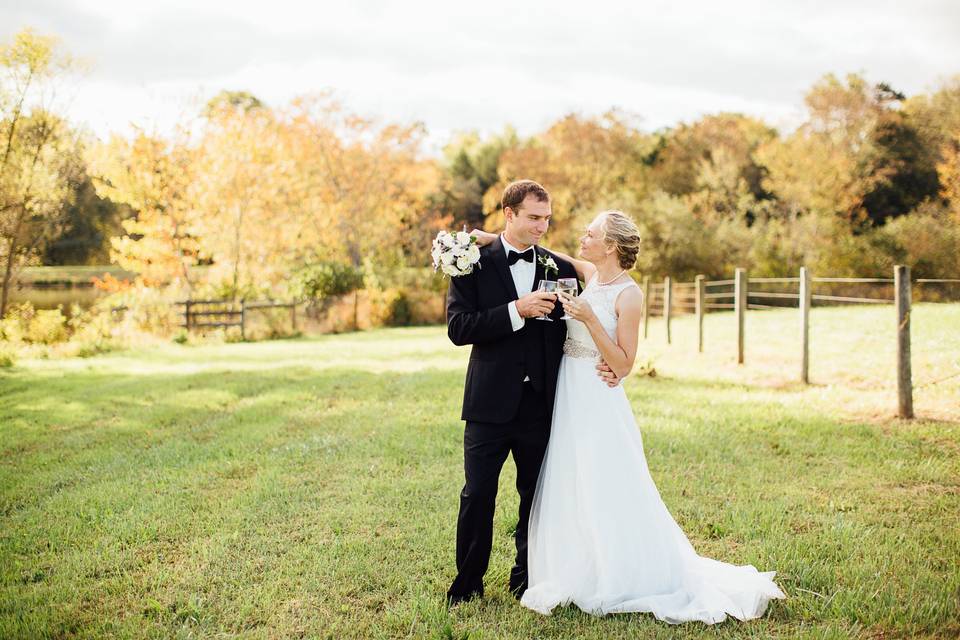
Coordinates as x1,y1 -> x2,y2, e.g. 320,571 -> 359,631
1,234 -> 18,318
231,200 -> 245,299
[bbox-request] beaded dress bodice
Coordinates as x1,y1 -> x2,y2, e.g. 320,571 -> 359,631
562,276 -> 640,360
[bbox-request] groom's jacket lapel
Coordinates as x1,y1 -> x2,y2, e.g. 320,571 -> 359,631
488,236 -> 520,301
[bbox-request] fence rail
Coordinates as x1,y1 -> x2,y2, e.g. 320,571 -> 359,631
174,299 -> 297,340
640,265 -> 958,419
813,277 -> 894,283
811,294 -> 890,304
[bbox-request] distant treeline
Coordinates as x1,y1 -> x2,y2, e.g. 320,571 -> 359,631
2,27 -> 959,319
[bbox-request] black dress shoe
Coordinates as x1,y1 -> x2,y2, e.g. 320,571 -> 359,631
447,590 -> 482,607
509,582 -> 528,600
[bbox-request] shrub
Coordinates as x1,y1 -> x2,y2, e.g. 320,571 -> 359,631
0,302 -> 32,342
879,203 -> 960,277
385,289 -> 413,326
26,307 -> 69,344
291,262 -> 365,303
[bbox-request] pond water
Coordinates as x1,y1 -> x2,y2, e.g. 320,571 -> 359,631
7,286 -> 106,310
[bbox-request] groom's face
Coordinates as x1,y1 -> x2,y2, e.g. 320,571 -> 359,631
505,195 -> 552,248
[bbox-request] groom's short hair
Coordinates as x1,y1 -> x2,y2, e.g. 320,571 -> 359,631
502,180 -> 550,214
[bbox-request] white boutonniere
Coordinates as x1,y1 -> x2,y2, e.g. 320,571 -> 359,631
538,253 -> 559,280
431,230 -> 482,277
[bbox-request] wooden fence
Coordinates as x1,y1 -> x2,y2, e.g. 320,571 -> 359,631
640,265 -> 960,419
174,299 -> 297,340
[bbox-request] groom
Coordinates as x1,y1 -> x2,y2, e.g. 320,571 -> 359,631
445,179 -> 579,605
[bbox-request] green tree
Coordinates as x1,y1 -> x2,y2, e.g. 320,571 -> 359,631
440,128 -> 517,230
759,74 -> 939,228
42,150 -> 130,265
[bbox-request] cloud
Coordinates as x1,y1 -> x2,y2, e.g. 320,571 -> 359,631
2,0 -> 957,145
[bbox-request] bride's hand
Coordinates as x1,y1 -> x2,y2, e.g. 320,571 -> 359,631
596,361 -> 622,387
470,229 -> 497,247
558,291 -> 596,324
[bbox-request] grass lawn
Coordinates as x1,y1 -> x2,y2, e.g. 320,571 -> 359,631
1,304 -> 958,639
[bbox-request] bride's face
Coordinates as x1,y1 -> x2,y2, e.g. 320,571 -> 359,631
579,215 -> 612,264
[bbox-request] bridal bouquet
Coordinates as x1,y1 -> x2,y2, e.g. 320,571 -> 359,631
431,230 -> 482,277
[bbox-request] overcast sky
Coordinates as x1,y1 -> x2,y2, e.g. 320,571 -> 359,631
3,0 -> 958,151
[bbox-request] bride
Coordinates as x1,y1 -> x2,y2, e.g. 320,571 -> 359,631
477,210 -> 785,623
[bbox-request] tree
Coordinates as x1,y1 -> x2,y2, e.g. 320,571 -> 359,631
650,113 -> 776,202
281,94 -> 440,270
88,129 -> 203,291
192,94 -> 287,297
861,106 -> 940,224
759,73 -> 939,228
42,163 -> 130,265
939,132 -> 960,223
903,75 -> 960,171
440,128 -> 517,230
0,28 -> 81,317
487,111 -> 654,252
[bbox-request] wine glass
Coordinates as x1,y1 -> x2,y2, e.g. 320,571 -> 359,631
556,277 -> 579,320
534,280 -> 558,321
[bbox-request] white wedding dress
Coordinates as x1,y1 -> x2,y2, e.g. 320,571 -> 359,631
520,276 -> 785,623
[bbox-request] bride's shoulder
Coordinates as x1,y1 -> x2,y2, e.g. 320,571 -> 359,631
614,279 -> 644,309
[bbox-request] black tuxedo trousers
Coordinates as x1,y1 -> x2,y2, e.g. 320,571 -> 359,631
448,382 -> 551,600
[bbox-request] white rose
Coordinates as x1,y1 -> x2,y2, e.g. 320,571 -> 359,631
456,255 -> 471,270
441,252 -> 455,265
466,245 -> 480,262
440,233 -> 455,248
456,231 -> 471,245
442,263 -> 458,276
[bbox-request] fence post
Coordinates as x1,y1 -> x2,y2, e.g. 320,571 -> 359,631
642,276 -> 650,339
800,267 -> 811,383
184,300 -> 192,330
664,276 -> 672,344
735,268 -> 747,364
895,265 -> 913,419
695,274 -> 705,353
354,290 -> 360,331
291,302 -> 297,333
240,299 -> 247,341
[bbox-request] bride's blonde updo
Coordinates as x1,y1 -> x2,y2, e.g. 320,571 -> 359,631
599,210 -> 641,270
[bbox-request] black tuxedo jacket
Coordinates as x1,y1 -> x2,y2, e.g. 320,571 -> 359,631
446,237 -> 578,424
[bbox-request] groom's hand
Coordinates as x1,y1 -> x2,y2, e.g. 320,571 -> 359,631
596,361 -> 622,387
516,291 -> 557,318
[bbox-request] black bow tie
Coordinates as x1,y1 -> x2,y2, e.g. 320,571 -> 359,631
507,248 -> 535,266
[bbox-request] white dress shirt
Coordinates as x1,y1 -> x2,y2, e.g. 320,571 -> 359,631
501,234 -> 536,332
